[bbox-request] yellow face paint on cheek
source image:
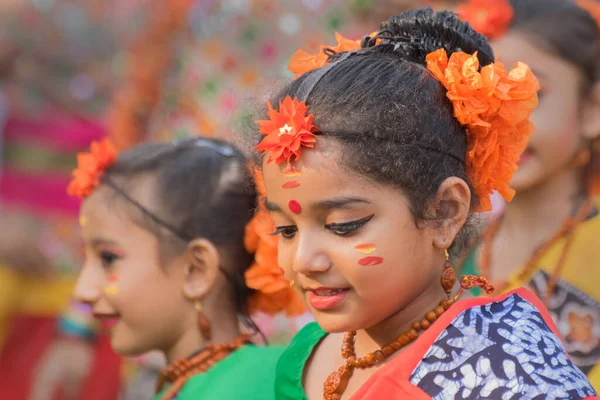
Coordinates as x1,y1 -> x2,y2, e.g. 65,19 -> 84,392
355,243 -> 376,254
105,285 -> 119,295
79,215 -> 88,227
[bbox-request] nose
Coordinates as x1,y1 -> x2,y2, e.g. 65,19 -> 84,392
292,233 -> 332,275
73,262 -> 103,306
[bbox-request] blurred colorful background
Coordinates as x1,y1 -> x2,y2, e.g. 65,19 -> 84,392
0,1 -> 462,399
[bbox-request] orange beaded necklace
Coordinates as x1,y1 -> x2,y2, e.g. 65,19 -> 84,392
323,276 -> 494,400
156,334 -> 251,400
479,199 -> 593,302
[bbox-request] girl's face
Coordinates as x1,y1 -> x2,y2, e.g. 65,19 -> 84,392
492,32 -> 586,192
262,142 -> 447,333
74,186 -> 192,357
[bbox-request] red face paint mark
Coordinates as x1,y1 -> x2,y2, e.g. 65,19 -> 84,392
288,200 -> 302,214
283,166 -> 302,177
358,256 -> 384,266
282,180 -> 301,189
108,275 -> 119,283
355,243 -> 376,254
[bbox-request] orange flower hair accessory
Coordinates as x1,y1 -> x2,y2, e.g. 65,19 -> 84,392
255,96 -> 318,169
457,0 -> 513,39
67,139 -> 117,198
426,48 -> 540,211
243,167 -> 305,316
288,33 -> 361,78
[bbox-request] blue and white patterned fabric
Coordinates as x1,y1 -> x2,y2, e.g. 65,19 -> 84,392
410,293 -> 597,399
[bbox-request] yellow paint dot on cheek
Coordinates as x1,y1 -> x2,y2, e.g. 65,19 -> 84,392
79,215 -> 88,227
105,285 -> 119,295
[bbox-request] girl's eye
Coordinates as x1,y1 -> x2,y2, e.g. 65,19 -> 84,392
99,251 -> 120,268
325,214 -> 374,237
271,226 -> 298,240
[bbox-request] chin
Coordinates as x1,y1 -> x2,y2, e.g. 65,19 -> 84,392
313,310 -> 367,333
509,167 -> 544,193
110,331 -> 149,357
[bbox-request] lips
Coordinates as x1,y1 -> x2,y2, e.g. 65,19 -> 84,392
306,287 -> 349,311
93,313 -> 121,330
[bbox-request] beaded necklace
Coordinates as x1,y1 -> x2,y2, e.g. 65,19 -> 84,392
156,334 -> 251,400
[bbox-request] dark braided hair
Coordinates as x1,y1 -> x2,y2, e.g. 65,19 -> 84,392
242,8 -> 493,258
100,137 -> 263,336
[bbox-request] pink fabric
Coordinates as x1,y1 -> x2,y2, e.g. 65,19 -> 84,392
0,170 -> 81,215
3,112 -> 105,152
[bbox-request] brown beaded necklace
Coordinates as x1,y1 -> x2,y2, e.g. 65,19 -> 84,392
479,199 -> 593,302
156,334 -> 251,400
323,276 -> 494,400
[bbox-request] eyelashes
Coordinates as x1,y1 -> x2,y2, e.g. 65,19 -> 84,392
272,214 -> 374,240
99,251 -> 121,268
325,214 -> 374,237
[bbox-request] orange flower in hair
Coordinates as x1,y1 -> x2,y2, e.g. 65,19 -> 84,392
457,0 -> 513,39
67,139 -> 117,198
243,166 -> 306,316
288,32 -> 361,78
426,48 -> 540,211
244,208 -> 305,317
255,96 -> 318,168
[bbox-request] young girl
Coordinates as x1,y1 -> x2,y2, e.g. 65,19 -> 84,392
458,0 -> 600,387
243,7 -> 599,400
69,137 -> 300,399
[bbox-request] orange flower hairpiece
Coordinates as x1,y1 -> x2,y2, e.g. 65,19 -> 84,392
67,139 -> 117,198
457,0 -> 513,39
243,167 -> 305,316
254,96 -> 319,169
288,32 -> 362,78
426,48 -> 540,212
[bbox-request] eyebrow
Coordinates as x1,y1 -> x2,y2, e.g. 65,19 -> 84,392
89,237 -> 120,247
265,196 -> 372,213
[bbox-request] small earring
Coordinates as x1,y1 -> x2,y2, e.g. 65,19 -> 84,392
440,249 -> 456,298
290,280 -> 295,288
194,301 -> 212,342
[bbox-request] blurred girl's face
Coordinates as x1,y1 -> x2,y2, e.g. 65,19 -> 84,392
492,32 -> 586,192
74,186 -> 190,357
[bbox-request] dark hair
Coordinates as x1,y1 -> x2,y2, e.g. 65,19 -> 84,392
508,0 -> 600,85
243,8 -> 493,257
99,137 -> 260,332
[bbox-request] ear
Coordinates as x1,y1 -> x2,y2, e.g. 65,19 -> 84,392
582,82 -> 600,141
182,238 -> 220,302
429,177 -> 471,250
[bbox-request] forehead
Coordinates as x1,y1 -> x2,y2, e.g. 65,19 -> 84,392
80,184 -> 157,243
261,140 -> 404,212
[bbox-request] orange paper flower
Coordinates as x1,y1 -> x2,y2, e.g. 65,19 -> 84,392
255,96 -> 318,168
244,209 -> 305,317
67,139 -> 117,198
426,48 -> 540,211
288,32 -> 361,78
457,0 -> 513,39
243,167 -> 305,317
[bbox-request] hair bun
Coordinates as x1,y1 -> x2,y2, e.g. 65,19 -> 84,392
365,8 -> 494,67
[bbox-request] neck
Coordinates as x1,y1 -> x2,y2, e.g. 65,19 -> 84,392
503,168 -> 583,235
164,312 -> 242,364
355,272 -> 447,353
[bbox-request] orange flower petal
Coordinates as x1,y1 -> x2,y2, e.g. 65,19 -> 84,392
457,0 -> 513,39
426,49 -> 540,212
